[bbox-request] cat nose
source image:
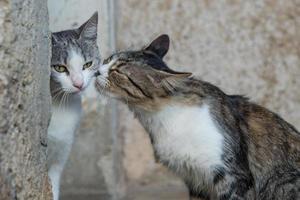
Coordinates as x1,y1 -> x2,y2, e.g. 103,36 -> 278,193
73,80 -> 83,90
94,70 -> 101,76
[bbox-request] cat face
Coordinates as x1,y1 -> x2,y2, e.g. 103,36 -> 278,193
95,34 -> 191,106
51,12 -> 100,94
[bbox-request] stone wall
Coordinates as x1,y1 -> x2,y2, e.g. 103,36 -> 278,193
0,0 -> 51,199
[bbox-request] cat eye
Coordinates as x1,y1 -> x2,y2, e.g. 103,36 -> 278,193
83,61 -> 93,70
103,57 -> 112,64
103,59 -> 108,64
53,65 -> 67,73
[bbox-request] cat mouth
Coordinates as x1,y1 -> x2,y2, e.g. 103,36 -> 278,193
73,89 -> 82,94
68,85 -> 87,94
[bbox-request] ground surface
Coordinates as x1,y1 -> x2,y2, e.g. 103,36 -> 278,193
61,169 -> 189,200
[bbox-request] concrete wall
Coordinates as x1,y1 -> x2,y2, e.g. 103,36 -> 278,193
0,0 -> 52,199
49,0 -> 300,199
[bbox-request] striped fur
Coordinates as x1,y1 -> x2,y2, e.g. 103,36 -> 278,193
95,34 -> 300,200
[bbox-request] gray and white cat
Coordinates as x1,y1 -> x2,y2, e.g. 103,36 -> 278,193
47,12 -> 100,200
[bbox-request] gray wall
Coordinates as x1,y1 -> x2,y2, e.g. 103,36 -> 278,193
49,0 -> 300,199
0,0 -> 51,199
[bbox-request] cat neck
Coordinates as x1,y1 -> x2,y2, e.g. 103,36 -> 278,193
127,77 -> 226,112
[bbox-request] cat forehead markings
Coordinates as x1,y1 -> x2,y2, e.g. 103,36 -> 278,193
68,49 -> 85,70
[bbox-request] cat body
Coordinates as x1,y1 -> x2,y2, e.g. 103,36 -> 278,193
96,35 -> 300,200
48,12 -> 100,200
47,94 -> 81,200
130,85 -> 256,200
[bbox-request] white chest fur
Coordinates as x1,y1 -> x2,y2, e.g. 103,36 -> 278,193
48,105 -> 81,144
47,98 -> 82,200
137,104 -> 225,186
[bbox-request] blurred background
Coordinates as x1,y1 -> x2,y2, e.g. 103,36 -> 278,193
48,0 -> 300,199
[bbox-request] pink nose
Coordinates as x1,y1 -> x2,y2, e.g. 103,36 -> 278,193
73,81 -> 83,90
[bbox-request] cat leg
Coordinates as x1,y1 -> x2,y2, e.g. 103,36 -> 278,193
189,194 -> 210,200
187,186 -> 210,200
258,165 -> 300,200
214,173 -> 255,200
48,164 -> 64,200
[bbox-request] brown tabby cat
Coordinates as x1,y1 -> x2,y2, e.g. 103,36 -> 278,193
95,34 -> 300,200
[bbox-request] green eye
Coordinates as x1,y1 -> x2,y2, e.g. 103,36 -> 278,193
83,61 -> 93,70
53,65 -> 67,73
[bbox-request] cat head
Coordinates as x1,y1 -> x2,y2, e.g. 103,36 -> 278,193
95,34 -> 191,108
51,12 -> 100,94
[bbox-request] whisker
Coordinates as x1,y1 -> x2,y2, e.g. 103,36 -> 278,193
97,76 -> 110,87
63,92 -> 68,109
65,91 -> 70,109
51,87 -> 63,94
99,84 -> 107,96
58,92 -> 66,109
52,90 -> 64,103
51,89 -> 63,98
125,96 -> 129,107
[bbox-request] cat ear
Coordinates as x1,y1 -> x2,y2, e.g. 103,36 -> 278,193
144,34 -> 170,58
147,72 -> 192,90
78,12 -> 98,41
148,69 -> 192,87
161,70 -> 192,79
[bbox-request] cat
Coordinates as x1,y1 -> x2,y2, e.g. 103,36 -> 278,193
47,12 -> 100,200
95,34 -> 300,200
